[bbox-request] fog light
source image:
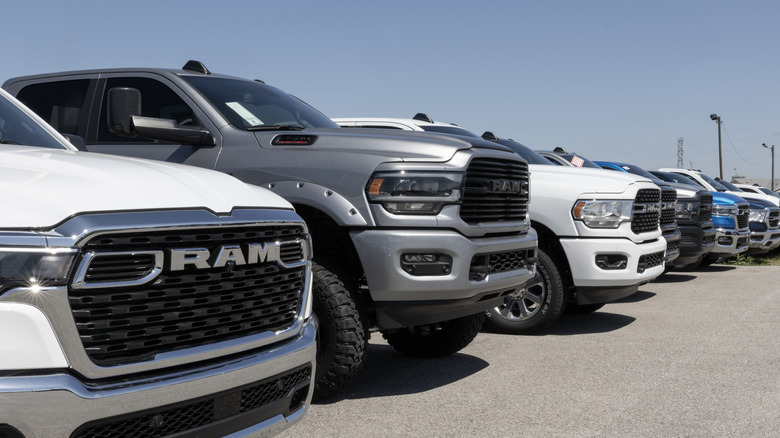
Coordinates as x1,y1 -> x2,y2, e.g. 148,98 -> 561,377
595,254 -> 628,270
718,236 -> 733,245
401,253 -> 452,276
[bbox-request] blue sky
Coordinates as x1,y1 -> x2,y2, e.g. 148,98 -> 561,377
5,0 -> 780,182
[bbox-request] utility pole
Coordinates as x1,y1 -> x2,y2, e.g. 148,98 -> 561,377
763,143 -> 775,190
710,114 -> 723,179
677,137 -> 684,168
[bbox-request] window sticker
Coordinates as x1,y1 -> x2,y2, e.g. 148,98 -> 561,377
226,102 -> 263,126
571,156 -> 585,167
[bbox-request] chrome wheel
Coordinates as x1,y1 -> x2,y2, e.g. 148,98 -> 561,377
494,272 -> 546,321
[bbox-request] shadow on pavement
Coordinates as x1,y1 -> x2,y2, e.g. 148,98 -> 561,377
482,311 -> 637,337
546,312 -> 636,335
697,264 -> 738,272
653,272 -> 698,283
314,343 -> 489,404
613,290 -> 656,303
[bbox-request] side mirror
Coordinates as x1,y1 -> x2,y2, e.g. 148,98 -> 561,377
107,87 -> 141,136
106,87 -> 215,147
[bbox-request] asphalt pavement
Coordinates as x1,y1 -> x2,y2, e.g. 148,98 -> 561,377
279,265 -> 780,438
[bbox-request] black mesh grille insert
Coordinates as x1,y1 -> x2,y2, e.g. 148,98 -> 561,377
698,194 -> 713,223
72,366 -> 310,438
460,158 -> 529,224
637,251 -> 664,272
488,249 -> 531,274
737,208 -> 749,229
660,189 -> 677,226
70,225 -> 306,366
632,189 -> 661,234
666,239 -> 680,255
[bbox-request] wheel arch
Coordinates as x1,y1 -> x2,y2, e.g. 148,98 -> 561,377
531,221 -> 575,297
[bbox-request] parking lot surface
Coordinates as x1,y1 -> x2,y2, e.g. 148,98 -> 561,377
279,265 -> 780,437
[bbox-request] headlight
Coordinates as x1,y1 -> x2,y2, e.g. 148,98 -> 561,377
0,248 -> 77,293
366,171 -> 463,214
675,201 -> 699,220
749,209 -> 768,223
572,199 -> 633,228
712,205 -> 738,217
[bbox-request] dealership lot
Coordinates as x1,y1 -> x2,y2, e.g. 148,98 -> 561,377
280,265 -> 780,437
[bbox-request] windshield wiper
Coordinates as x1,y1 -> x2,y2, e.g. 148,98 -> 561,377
247,125 -> 306,131
0,139 -> 22,145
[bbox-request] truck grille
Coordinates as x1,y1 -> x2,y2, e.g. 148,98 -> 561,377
768,210 -> 780,228
69,225 -> 307,366
660,188 -> 677,227
666,239 -> 680,256
737,206 -> 749,229
460,158 -> 529,224
631,188 -> 661,234
698,194 -> 713,223
72,366 -> 311,438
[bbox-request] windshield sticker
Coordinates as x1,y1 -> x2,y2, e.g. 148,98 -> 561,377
571,156 -> 585,167
226,102 -> 263,126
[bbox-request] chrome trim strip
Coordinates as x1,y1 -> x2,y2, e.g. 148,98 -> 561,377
71,250 -> 164,289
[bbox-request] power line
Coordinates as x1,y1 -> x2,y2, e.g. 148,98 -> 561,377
721,121 -> 761,166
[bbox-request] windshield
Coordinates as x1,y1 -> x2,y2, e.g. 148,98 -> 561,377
759,187 -> 780,198
496,139 -> 553,165
0,92 -> 67,149
184,76 -> 338,130
613,163 -> 663,182
717,179 -> 742,192
421,125 -> 480,137
560,153 -> 601,168
651,171 -> 702,188
697,172 -> 729,191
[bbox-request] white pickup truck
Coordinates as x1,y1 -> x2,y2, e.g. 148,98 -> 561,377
335,116 -> 667,333
0,88 -> 315,438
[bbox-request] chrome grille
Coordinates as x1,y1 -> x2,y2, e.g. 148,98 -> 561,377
460,158 -> 529,224
632,188 -> 661,234
69,225 -> 307,366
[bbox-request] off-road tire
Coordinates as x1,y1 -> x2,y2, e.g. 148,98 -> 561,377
381,313 -> 485,357
312,261 -> 367,399
484,248 -> 566,334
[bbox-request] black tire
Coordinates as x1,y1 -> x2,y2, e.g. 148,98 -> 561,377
565,303 -> 605,315
381,313 -> 485,357
311,261 -> 368,399
484,248 -> 566,334
700,254 -> 719,267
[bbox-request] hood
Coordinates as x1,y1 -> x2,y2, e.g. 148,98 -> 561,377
711,191 -> 748,206
0,146 -> 292,229
665,182 -> 703,200
528,164 -> 654,194
744,197 -> 776,210
254,127 -> 511,162
726,190 -> 780,207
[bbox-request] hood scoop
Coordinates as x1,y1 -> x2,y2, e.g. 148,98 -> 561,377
271,134 -> 318,146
